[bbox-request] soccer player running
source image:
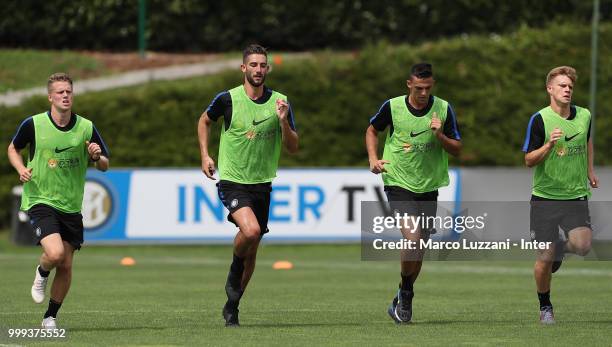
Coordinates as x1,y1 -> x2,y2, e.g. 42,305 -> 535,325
7,73 -> 110,329
365,63 -> 461,324
522,66 -> 598,324
197,44 -> 298,327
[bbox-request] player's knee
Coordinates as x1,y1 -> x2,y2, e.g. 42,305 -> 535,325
57,256 -> 73,272
534,260 -> 552,274
574,240 -> 591,256
242,225 -> 261,242
46,249 -> 65,265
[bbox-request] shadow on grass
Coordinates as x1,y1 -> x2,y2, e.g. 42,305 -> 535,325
227,320 -> 518,328
224,322 -> 365,328
410,320 -> 520,325
69,326 -> 170,333
411,319 -> 612,326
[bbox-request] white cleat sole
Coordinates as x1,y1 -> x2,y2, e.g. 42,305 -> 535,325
31,267 -> 48,304
41,317 -> 57,329
31,285 -> 45,304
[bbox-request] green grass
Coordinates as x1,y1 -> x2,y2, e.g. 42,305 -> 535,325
0,232 -> 611,346
0,49 -> 107,93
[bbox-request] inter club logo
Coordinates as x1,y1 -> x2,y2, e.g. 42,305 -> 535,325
82,180 -> 113,229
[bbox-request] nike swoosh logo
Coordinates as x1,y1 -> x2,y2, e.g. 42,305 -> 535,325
54,146 -> 73,153
252,117 -> 272,126
410,129 -> 429,137
565,133 -> 580,142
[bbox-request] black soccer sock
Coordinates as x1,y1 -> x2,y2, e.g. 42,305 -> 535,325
400,274 -> 414,292
44,299 -> 62,318
38,265 -> 50,278
225,254 -> 245,308
538,291 -> 552,309
230,254 -> 245,277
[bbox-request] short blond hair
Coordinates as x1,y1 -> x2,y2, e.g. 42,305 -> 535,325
546,66 -> 577,86
47,72 -> 73,92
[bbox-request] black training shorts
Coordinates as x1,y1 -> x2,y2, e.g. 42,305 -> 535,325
530,195 -> 591,243
217,180 -> 272,238
27,204 -> 84,250
384,185 -> 438,236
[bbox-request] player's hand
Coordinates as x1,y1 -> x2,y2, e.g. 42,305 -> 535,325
202,156 -> 216,180
430,113 -> 442,134
18,167 -> 33,183
85,141 -> 102,161
589,171 -> 599,188
547,128 -> 563,147
276,99 -> 289,121
370,159 -> 390,174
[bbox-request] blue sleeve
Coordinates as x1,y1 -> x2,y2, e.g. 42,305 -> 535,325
587,118 -> 591,141
287,101 -> 297,131
205,91 -> 230,122
369,100 -> 392,131
443,104 -> 461,140
90,125 -> 110,157
522,113 -> 544,152
11,117 -> 34,150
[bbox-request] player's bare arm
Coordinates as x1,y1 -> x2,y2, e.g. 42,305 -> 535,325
587,138 -> 598,188
276,99 -> 298,153
85,141 -> 109,172
365,125 -> 389,174
525,127 -> 562,167
197,111 -> 216,180
430,115 -> 462,157
7,142 -> 33,182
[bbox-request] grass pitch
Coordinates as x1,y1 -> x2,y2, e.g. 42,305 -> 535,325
0,236 -> 611,346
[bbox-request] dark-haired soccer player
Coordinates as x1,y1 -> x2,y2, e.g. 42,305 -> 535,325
523,66 -> 598,324
197,44 -> 298,327
7,73 -> 110,329
365,63 -> 462,324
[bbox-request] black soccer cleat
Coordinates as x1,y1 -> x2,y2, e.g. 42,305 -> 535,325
387,289 -> 413,324
222,303 -> 240,327
387,293 -> 401,324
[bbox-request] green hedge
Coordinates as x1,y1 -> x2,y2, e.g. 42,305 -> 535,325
1,0 -> 609,51
1,22 -> 611,226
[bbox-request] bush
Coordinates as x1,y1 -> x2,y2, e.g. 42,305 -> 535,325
1,22 -> 610,226
1,0 -> 609,51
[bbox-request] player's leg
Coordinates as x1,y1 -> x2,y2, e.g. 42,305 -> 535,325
217,181 -> 264,326
39,234 -> 66,272
232,207 -> 262,257
41,241 -> 74,328
41,208 -> 82,329
395,195 -> 436,323
391,222 -> 422,324
385,186 -> 422,324
399,212 -> 424,284
531,197 -> 558,324
562,199 -> 592,257
28,205 -> 63,304
240,188 -> 271,290
399,196 -> 436,288
223,206 -> 261,327
534,247 -> 555,324
553,198 -> 592,272
241,236 -> 260,290
534,247 -> 554,292
49,243 -> 74,302
33,234 -> 65,305
565,227 -> 592,256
